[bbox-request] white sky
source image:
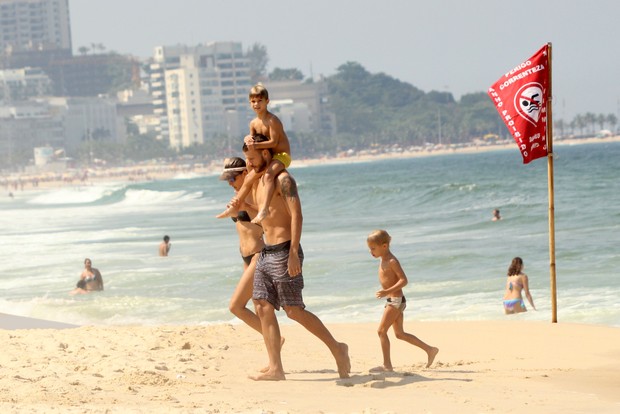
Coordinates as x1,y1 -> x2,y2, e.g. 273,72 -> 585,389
70,0 -> 620,121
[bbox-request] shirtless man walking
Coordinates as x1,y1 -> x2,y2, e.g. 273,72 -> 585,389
244,135 -> 350,381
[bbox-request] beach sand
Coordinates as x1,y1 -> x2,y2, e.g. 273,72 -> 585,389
1,316 -> 619,413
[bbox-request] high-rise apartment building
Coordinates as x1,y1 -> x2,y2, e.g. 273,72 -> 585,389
0,0 -> 71,54
148,42 -> 252,149
164,56 -> 204,149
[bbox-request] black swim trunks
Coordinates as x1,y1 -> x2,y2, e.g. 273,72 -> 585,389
253,240 -> 305,310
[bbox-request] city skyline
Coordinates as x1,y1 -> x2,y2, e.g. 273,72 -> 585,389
69,0 -> 620,121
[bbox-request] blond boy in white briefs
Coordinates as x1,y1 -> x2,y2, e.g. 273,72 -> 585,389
366,229 -> 439,372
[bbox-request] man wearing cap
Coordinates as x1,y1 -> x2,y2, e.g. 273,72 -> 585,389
243,135 -> 351,381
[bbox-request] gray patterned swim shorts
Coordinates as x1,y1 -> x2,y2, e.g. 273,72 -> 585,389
253,241 -> 305,310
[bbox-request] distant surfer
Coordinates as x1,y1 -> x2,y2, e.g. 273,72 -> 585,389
70,258 -> 104,295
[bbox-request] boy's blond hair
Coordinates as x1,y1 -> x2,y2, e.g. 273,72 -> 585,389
249,84 -> 269,100
367,229 -> 391,245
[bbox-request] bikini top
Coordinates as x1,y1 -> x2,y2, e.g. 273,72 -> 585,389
508,276 -> 523,292
231,210 -> 251,223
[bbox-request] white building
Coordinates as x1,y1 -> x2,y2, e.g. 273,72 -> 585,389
149,42 -> 252,149
62,96 -> 126,153
0,99 -> 64,166
0,96 -> 126,168
165,57 -> 204,149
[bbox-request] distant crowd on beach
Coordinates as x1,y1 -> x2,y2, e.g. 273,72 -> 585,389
6,131 -> 619,199
2,163 -> 208,195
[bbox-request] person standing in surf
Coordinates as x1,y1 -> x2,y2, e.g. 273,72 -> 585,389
159,235 -> 171,256
492,209 -> 502,221
503,257 -> 536,314
70,258 -> 103,294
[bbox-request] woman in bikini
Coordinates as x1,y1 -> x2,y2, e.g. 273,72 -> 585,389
219,157 -> 265,334
503,257 -> 536,314
71,258 -> 104,295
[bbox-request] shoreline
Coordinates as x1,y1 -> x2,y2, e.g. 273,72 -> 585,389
295,134 -> 620,167
4,135 -> 620,194
1,318 -> 619,413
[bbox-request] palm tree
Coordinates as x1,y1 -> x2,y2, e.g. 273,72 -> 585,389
584,112 -> 596,134
596,113 -> 606,131
572,114 -> 586,136
606,113 -> 618,134
554,119 -> 566,138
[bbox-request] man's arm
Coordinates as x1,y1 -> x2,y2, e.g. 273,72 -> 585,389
279,173 -> 303,276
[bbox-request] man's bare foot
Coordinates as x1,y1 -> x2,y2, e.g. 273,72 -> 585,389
259,337 -> 286,373
334,342 -> 351,378
426,347 -> 439,368
249,370 -> 286,381
251,208 -> 268,225
369,365 -> 393,373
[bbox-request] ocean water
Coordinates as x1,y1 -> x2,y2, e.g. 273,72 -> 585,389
1,142 -> 618,328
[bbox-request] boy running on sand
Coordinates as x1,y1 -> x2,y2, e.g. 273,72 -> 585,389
217,84 -> 291,224
366,229 -> 439,371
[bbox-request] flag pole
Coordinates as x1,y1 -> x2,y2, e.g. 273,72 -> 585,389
546,42 -> 558,323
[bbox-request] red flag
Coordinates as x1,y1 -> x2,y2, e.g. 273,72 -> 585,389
488,45 -> 550,164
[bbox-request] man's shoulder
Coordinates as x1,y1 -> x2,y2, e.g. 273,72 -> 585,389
276,170 -> 298,196
276,169 -> 293,182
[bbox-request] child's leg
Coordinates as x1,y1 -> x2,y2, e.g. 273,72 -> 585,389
392,314 -> 439,368
370,305 -> 403,372
251,160 -> 285,224
216,169 -> 259,218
